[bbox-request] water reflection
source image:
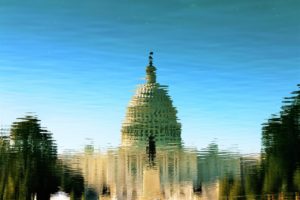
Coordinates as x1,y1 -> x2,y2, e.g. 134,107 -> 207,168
1,85 -> 299,199
64,143 -> 197,199
0,116 -> 84,200
0,54 -> 299,199
121,52 -> 181,147
63,141 -> 244,200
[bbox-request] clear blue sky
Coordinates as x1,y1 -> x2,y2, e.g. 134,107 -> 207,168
0,0 -> 299,153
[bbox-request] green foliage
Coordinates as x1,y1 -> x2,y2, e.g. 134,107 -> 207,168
0,137 -> 10,199
261,85 -> 300,193
219,174 -> 244,200
219,174 -> 234,198
294,168 -> 300,191
0,115 -> 84,200
218,84 -> 300,198
59,163 -> 84,200
0,116 -> 60,199
244,165 -> 262,197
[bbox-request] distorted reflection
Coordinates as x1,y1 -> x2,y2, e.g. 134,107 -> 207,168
0,54 -> 299,199
60,55 -> 300,199
0,116 -> 84,199
66,144 -> 191,199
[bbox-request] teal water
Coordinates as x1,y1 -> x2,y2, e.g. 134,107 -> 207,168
1,0 -> 299,153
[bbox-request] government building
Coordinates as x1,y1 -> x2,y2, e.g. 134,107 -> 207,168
62,53 -> 241,200
121,52 -> 181,146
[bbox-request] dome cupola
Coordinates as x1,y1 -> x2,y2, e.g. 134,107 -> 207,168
121,52 -> 181,146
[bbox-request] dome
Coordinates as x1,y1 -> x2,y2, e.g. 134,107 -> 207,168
121,53 -> 181,146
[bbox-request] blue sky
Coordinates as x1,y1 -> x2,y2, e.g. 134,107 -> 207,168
0,0 -> 299,153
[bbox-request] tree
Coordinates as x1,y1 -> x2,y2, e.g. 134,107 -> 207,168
59,162 -> 84,200
261,84 -> 300,194
8,115 -> 60,200
0,134 -> 10,199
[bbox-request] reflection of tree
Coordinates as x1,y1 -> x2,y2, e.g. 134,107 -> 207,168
294,168 -> 300,191
218,84 -> 300,198
243,164 -> 262,198
59,162 -> 84,200
219,173 -> 244,199
261,85 -> 300,194
0,115 -> 84,200
3,116 -> 60,199
0,134 -> 10,199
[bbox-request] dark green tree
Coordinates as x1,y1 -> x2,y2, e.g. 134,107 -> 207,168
0,134 -> 10,199
7,115 -> 60,200
261,84 -> 300,195
59,163 -> 84,200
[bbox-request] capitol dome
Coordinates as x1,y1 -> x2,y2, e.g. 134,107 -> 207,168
121,53 -> 182,146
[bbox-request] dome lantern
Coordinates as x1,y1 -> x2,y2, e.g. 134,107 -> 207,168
146,52 -> 157,84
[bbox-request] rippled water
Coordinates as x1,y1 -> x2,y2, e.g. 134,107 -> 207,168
1,0 -> 300,199
1,93 -> 300,199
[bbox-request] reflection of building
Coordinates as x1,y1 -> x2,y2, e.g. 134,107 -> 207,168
62,54 -> 241,199
69,146 -> 198,200
121,52 -> 181,146
64,144 -> 243,200
66,54 -> 199,199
